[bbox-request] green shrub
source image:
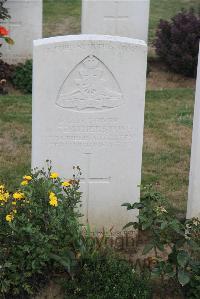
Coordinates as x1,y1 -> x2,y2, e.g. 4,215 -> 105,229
62,255 -> 152,299
155,9 -> 200,77
0,164 -> 82,297
11,60 -> 32,93
0,59 -> 15,94
184,261 -> 200,299
0,0 -> 9,21
122,185 -> 200,297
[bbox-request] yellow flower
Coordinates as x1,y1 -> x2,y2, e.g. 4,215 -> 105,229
6,214 -> 14,222
23,175 -> 32,181
0,190 -> 9,202
62,181 -> 71,187
4,192 -> 9,200
13,192 -> 24,200
49,192 -> 58,207
13,209 -> 17,214
0,194 -> 4,201
49,197 -> 58,207
0,184 -> 5,191
50,172 -> 59,179
21,180 -> 28,186
12,201 -> 16,205
49,191 -> 55,199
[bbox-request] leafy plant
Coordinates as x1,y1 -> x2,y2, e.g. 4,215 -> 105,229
0,0 -> 14,94
11,60 -> 32,93
155,9 -> 200,77
0,0 -> 13,52
122,185 -> 200,297
0,59 -> 15,94
0,163 -> 82,297
0,0 -> 9,20
62,254 -> 152,299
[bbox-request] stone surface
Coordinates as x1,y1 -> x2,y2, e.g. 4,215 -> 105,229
187,44 -> 200,219
0,0 -> 42,64
32,35 -> 147,231
82,0 -> 150,42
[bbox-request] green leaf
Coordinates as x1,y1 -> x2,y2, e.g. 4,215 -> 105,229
165,264 -> 175,277
121,202 -> 143,210
151,267 -> 161,277
156,242 -> 164,252
131,202 -> 144,209
178,270 -> 190,286
142,220 -> 152,230
121,203 -> 132,209
160,221 -> 168,230
143,243 -> 154,255
4,36 -> 14,45
123,222 -> 136,229
177,251 -> 189,268
49,253 -> 71,272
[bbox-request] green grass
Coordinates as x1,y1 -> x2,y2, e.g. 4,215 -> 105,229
149,0 -> 200,41
0,95 -> 31,191
142,89 -> 194,214
0,89 -> 195,214
43,0 -> 200,41
44,0 -> 81,21
43,0 -> 81,36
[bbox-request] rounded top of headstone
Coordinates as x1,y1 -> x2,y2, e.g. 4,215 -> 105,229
33,34 -> 147,48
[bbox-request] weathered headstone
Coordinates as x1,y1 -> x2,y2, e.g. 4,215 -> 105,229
0,0 -> 42,64
82,0 -> 150,42
187,44 -> 200,219
32,35 -> 147,232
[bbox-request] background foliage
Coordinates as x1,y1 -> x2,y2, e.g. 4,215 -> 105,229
155,9 -> 200,77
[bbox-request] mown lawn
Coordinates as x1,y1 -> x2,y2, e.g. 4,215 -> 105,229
43,0 -> 200,41
0,89 -> 195,215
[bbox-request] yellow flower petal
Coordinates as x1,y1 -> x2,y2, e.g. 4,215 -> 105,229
49,197 -> 58,207
50,172 -> 59,179
6,214 -> 13,222
23,175 -> 32,181
0,184 -> 5,191
13,192 -> 25,200
62,181 -> 71,187
21,180 -> 28,186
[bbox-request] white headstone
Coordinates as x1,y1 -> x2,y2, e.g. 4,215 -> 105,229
82,0 -> 150,42
187,44 -> 200,219
32,35 -> 147,232
0,0 -> 42,64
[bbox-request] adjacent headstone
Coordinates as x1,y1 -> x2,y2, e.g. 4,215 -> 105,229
82,0 -> 150,42
32,35 -> 147,232
0,0 -> 42,64
187,44 -> 200,219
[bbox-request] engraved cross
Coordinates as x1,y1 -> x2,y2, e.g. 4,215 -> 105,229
104,1 -> 129,34
80,153 -> 111,221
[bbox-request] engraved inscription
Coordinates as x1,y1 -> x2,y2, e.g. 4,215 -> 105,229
46,118 -> 135,148
56,55 -> 123,111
